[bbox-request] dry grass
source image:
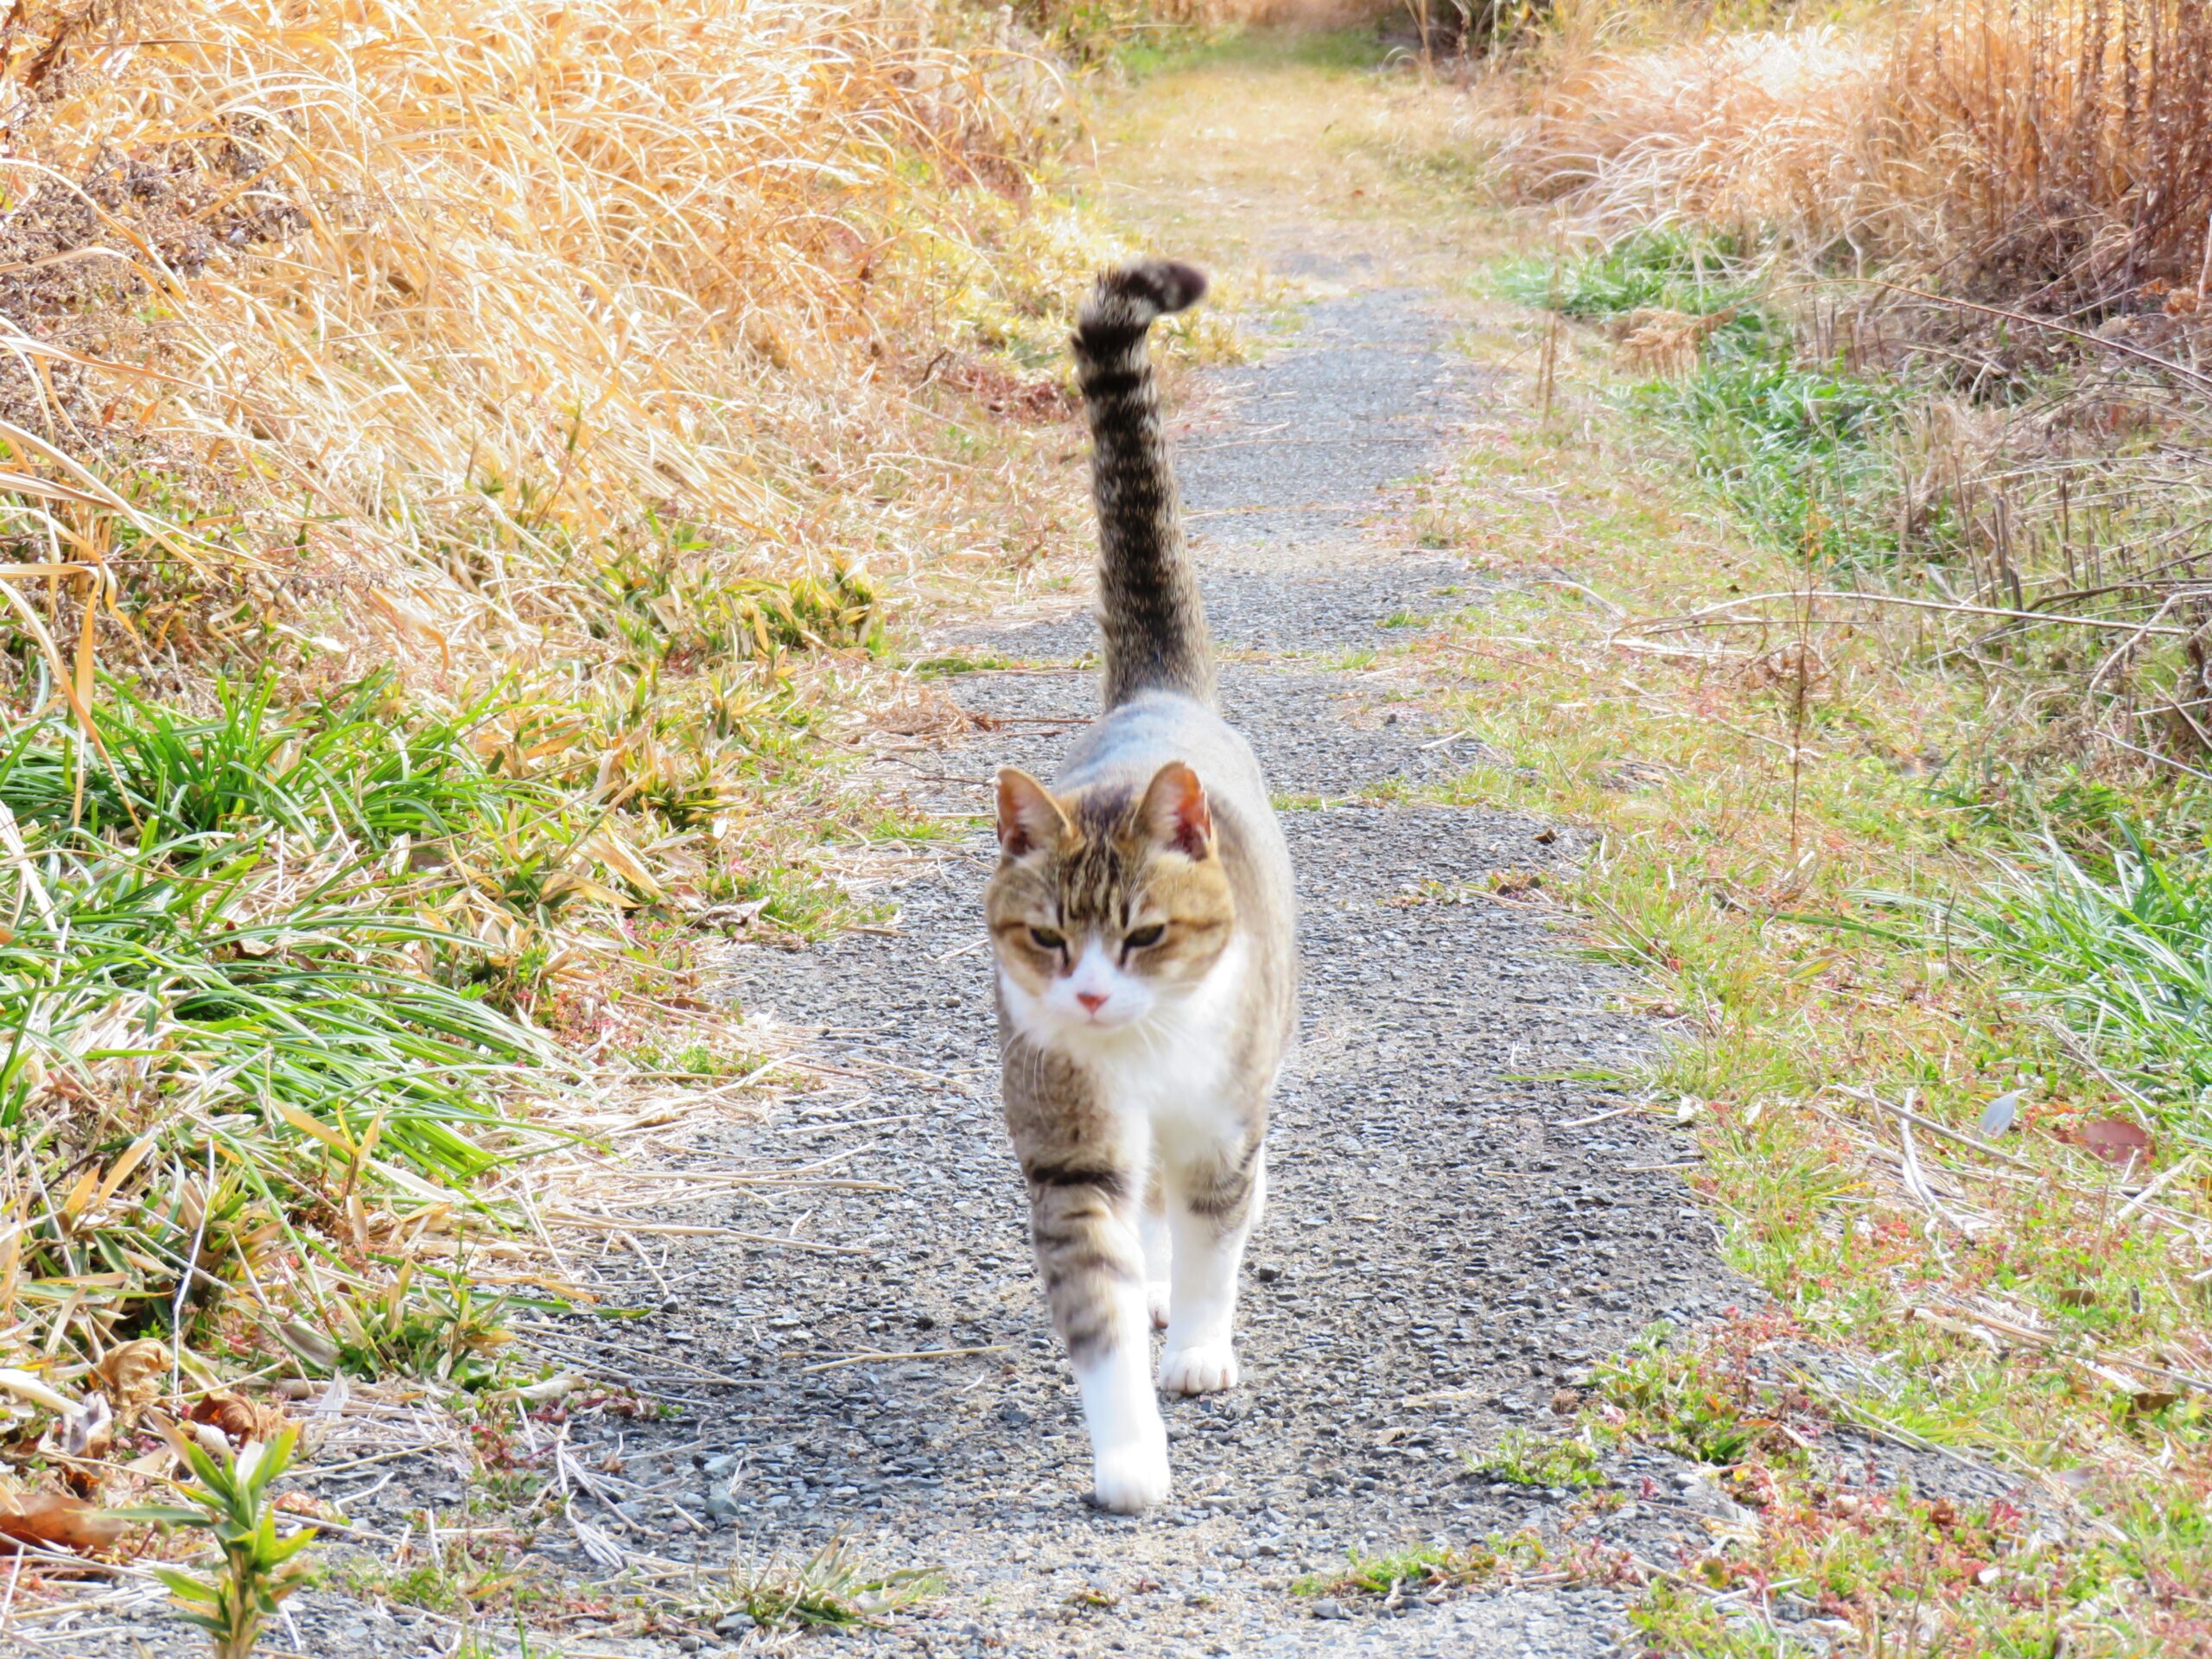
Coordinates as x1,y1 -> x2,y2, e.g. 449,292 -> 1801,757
1490,0 -> 2212,784
1501,0 -> 2212,315
1496,23 -> 1880,235
1,0 -> 1077,683
0,0 -> 1128,1596
1874,0 -> 2212,312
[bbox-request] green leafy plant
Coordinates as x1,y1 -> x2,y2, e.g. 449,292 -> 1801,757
136,1423 -> 320,1659
1499,226 -> 1760,322
1592,1329 -> 1763,1466
721,1538 -> 938,1631
1470,1426 -> 1606,1489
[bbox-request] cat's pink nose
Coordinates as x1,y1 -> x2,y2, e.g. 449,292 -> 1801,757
1077,991 -> 1108,1014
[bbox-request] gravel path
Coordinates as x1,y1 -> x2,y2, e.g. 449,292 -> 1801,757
452,276 -> 1751,1659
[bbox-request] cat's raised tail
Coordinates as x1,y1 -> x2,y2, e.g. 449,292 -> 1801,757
1073,258 -> 1214,711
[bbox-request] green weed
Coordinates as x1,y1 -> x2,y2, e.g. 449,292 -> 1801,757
1956,827 -> 2212,1122
1471,1426 -> 1606,1489
1500,226 -> 1761,323
909,652 -> 1016,678
713,1538 -> 939,1631
586,538 -> 880,670
1592,1330 -> 1767,1467
133,1422 -> 321,1659
323,1266 -> 520,1385
1636,348 -> 1908,568
338,1531 -> 555,1620
1293,1533 -> 1546,1599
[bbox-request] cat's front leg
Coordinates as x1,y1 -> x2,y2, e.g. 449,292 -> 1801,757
1140,1166 -> 1172,1329
1159,1138 -> 1265,1395
1027,1162 -> 1169,1512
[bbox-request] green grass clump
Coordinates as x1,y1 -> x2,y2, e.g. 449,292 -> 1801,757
1500,226 -> 1761,322
587,543 -> 881,668
1637,346 -> 1908,568
1293,1534 -> 1544,1599
0,669 -> 580,1388
1470,1426 -> 1606,1489
1502,228 -> 1909,569
721,1540 -> 938,1631
0,671 -> 534,845
0,827 -> 550,1179
1960,827 -> 2212,1125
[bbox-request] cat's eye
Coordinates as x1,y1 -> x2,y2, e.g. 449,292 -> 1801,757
1028,925 -> 1066,950
1123,924 -> 1166,950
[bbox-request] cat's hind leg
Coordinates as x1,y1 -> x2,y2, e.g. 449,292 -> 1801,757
1159,1137 -> 1264,1396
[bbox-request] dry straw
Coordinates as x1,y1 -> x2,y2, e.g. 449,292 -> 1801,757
1503,1 -> 2212,312
1,0 -> 1065,677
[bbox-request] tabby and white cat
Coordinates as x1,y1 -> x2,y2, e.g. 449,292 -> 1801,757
985,260 -> 1296,1513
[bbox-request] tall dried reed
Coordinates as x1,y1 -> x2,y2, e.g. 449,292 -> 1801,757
1499,0 -> 2212,315
1873,0 -> 2212,313
1494,25 -> 1878,238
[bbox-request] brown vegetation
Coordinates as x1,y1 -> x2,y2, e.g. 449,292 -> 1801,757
1503,0 -> 2212,319
0,0 -> 1102,1598
1,0 -> 1071,683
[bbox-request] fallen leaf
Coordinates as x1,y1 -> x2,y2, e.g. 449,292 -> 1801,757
2130,1390 -> 2182,1416
0,1494 -> 125,1554
92,1341 -> 168,1426
188,1391 -> 287,1446
2076,1119 -> 2154,1169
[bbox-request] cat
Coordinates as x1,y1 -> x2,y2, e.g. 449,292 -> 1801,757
985,259 -> 1296,1514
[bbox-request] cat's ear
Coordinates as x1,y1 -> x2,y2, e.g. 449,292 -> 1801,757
995,768 -> 1069,858
1140,760 -> 1212,860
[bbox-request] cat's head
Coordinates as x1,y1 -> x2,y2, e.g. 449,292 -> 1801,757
985,761 -> 1235,1041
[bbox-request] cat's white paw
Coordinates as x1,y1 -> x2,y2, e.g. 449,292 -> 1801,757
1158,1341 -> 1239,1395
1146,1282 -> 1172,1330
1091,1441 -> 1171,1513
